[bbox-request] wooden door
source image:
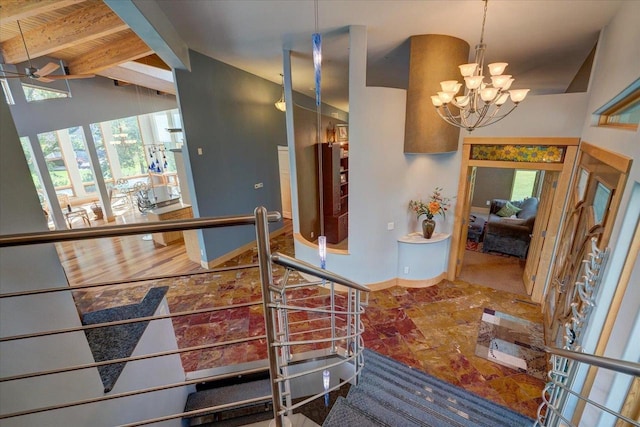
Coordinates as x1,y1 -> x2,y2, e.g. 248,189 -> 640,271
523,171 -> 556,294
544,143 -> 631,345
277,146 -> 292,219
454,166 -> 476,277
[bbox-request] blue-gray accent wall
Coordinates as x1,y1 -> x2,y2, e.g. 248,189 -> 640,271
174,50 -> 286,261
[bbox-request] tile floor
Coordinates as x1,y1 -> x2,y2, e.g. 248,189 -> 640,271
72,227 -> 545,420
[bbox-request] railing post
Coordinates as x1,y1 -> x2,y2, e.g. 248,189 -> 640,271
254,206 -> 282,427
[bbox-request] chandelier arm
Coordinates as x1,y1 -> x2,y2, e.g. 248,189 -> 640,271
474,104 -> 520,129
436,106 -> 463,127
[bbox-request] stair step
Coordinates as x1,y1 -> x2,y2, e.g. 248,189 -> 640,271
322,397 -> 388,427
361,350 -> 529,426
351,377 -> 471,427
184,379 -> 272,426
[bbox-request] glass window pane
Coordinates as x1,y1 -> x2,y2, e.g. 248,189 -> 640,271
89,123 -> 113,182
38,131 -> 73,196
511,170 -> 538,200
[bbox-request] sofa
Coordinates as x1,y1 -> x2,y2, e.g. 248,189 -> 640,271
482,197 -> 539,259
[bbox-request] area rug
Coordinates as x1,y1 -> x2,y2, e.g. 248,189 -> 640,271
475,308 -> 547,380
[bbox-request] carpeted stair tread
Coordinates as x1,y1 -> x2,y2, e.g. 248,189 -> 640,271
362,349 -> 532,425
184,379 -> 272,416
322,397 -> 388,426
361,358 -> 506,426
347,380 -> 453,427
322,349 -> 533,427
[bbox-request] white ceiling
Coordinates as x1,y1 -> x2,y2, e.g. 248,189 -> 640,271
155,0 -> 623,112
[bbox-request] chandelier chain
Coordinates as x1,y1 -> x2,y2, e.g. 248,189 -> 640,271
479,0 -> 488,45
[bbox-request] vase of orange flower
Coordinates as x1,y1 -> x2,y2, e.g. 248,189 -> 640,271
409,187 -> 451,239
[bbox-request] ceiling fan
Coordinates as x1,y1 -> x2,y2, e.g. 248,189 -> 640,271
0,20 -> 95,83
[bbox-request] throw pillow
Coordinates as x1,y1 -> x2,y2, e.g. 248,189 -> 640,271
496,201 -> 522,217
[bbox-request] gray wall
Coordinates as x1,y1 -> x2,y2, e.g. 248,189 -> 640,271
471,167 -> 515,207
6,69 -> 177,137
174,50 -> 286,261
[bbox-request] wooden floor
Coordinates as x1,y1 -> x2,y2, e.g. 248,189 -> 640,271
56,206 -> 206,286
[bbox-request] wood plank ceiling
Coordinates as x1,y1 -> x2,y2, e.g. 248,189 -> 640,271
0,0 -> 175,94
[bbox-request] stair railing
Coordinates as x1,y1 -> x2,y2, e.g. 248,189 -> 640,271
537,346 -> 640,427
254,207 -> 369,427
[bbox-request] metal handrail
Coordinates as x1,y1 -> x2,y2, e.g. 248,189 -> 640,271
544,346 -> 640,377
0,211 -> 282,247
271,252 -> 369,293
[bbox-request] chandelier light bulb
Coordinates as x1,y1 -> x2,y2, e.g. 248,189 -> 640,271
491,75 -> 512,88
464,76 -> 484,90
488,62 -> 508,76
495,92 -> 510,105
509,89 -> 530,103
437,91 -> 455,104
440,80 -> 460,92
459,63 -> 478,77
431,95 -> 443,106
480,87 -> 499,102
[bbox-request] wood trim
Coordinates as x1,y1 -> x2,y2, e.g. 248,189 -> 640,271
396,273 -> 446,288
464,137 -> 581,146
533,146 -> 578,303
1,2 -> 128,64
366,278 -> 397,291
468,160 -> 564,171
448,144 -> 471,280
293,232 -> 349,255
580,141 -> 633,174
0,0 -> 85,26
616,378 -> 640,427
205,226 -> 288,269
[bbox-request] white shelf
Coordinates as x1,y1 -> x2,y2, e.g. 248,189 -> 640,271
398,232 -> 451,244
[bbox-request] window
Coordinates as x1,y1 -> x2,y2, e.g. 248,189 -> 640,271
593,78 -> 640,131
22,83 -> 69,102
511,170 -> 541,201
1,79 -> 15,105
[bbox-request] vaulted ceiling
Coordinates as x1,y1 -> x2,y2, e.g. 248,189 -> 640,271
0,0 -> 175,94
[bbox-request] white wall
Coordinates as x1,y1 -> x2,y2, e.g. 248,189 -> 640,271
570,1 -> 640,424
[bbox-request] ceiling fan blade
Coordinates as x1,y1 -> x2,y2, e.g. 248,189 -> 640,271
1,74 -> 26,78
36,62 -> 61,77
37,74 -> 96,82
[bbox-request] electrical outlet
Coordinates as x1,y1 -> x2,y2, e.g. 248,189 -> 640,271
310,231 -> 315,238
197,148 -> 203,155
387,222 -> 394,230
403,266 -> 409,274
486,200 -> 491,206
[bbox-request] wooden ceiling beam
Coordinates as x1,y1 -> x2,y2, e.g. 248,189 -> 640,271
67,30 -> 152,75
0,0 -> 86,25
0,2 -> 127,64
134,54 -> 171,71
98,65 -> 176,95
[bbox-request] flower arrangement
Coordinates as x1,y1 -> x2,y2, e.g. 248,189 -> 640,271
409,187 -> 451,220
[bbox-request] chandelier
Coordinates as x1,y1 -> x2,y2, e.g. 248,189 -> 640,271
431,0 -> 529,132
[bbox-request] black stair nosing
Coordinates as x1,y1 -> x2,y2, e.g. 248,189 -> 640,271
195,369 -> 270,391
347,382 -> 456,427
322,396 -> 389,427
362,350 -> 533,424
355,374 -> 482,427
184,378 -> 272,412
360,361 -> 530,427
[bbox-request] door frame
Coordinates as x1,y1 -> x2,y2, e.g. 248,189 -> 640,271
449,137 -> 579,303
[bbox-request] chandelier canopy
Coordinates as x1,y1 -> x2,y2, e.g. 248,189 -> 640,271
431,0 -> 529,132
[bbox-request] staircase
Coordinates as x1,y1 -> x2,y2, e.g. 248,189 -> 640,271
323,349 -> 533,427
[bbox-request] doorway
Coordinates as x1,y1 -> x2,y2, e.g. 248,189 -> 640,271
449,137 -> 580,303
458,166 -> 549,295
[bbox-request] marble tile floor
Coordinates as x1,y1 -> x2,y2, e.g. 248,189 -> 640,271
71,227 -> 545,420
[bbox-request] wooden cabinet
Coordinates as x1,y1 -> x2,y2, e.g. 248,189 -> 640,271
320,143 -> 349,244
147,203 -> 193,245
